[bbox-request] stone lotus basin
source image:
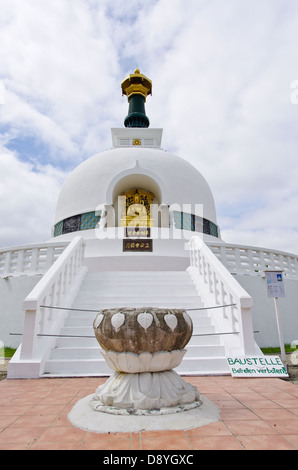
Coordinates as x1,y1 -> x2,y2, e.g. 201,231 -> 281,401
93,307 -> 193,355
91,307 -> 201,414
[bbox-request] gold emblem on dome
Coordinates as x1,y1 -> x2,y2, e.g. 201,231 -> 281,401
120,189 -> 154,228
133,139 -> 141,146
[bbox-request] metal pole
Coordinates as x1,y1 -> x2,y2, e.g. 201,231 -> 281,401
38,303 -> 237,313
273,296 -> 287,370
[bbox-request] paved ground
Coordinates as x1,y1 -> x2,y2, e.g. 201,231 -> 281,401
0,374 -> 297,450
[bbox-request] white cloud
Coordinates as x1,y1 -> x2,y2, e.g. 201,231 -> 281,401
0,0 -> 123,163
0,150 -> 67,247
0,0 -> 298,255
2,90 -> 78,158
130,0 -> 298,254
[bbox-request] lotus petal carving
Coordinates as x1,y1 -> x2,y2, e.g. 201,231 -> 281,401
164,313 -> 178,331
93,314 -> 104,329
111,312 -> 125,332
137,312 -> 153,331
100,349 -> 186,373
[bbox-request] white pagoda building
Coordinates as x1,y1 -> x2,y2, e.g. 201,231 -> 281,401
2,70 -> 298,379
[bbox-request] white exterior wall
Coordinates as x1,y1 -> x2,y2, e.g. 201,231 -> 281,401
234,274 -> 298,347
0,275 -> 42,348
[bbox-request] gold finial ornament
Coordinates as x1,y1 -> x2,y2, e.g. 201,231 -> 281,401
121,69 -> 152,102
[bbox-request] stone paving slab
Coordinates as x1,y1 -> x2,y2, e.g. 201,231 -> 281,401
0,375 -> 296,450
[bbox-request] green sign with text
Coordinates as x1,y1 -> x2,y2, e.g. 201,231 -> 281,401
227,356 -> 288,377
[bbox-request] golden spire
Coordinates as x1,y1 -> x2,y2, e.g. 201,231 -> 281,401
121,69 -> 152,102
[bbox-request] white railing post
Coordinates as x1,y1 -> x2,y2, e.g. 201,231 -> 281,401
19,310 -> 39,360
45,246 -> 54,270
30,247 -> 39,272
238,297 -> 256,355
4,251 -> 11,274
16,250 -> 25,274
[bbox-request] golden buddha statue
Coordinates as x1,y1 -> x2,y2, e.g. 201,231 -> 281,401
120,189 -> 154,228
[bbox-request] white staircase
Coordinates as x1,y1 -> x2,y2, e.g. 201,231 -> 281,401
42,270 -> 229,377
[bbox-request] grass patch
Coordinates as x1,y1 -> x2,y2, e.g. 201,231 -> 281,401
0,347 -> 16,358
261,344 -> 297,354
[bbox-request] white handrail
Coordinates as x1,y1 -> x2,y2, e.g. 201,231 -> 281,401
0,242 -> 68,277
19,236 -> 86,364
208,241 -> 298,279
188,236 -> 256,356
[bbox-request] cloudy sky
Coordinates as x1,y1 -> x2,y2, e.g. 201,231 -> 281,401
0,0 -> 298,253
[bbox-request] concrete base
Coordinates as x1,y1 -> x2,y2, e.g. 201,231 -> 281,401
68,394 -> 220,433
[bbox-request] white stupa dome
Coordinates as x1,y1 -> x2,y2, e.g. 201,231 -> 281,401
55,145 -> 217,227
52,69 -> 220,242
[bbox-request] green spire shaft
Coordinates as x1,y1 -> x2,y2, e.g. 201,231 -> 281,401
121,69 -> 152,128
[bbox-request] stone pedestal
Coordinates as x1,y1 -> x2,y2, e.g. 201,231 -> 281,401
91,307 -> 201,415
90,370 -> 201,416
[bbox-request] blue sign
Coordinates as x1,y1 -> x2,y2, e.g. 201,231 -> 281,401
265,271 -> 285,298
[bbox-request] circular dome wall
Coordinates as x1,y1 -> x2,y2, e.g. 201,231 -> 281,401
53,147 -> 220,238
111,174 -> 162,206
55,148 -> 216,220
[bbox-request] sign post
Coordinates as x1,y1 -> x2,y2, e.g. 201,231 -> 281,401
264,270 -> 287,370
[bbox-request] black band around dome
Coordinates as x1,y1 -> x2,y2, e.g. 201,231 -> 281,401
53,210 -> 219,238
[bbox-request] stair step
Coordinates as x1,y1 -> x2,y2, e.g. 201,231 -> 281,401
80,282 -> 196,290
83,280 -> 194,287
55,333 -> 221,348
60,326 -> 95,336
49,344 -> 225,361
76,292 -> 199,300
74,296 -> 201,304
188,334 -> 219,346
71,301 -> 203,309
85,271 -> 192,279
50,347 -> 101,360
80,290 -> 197,296
56,336 -> 98,347
43,358 -> 111,375
184,344 -> 225,357
176,356 -> 229,373
43,356 -> 229,376
42,269 -> 230,377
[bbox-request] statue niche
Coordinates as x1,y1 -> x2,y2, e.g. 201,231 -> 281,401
120,189 -> 154,228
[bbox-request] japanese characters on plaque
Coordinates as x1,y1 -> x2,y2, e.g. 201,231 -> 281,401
125,227 -> 151,238
123,239 -> 153,252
